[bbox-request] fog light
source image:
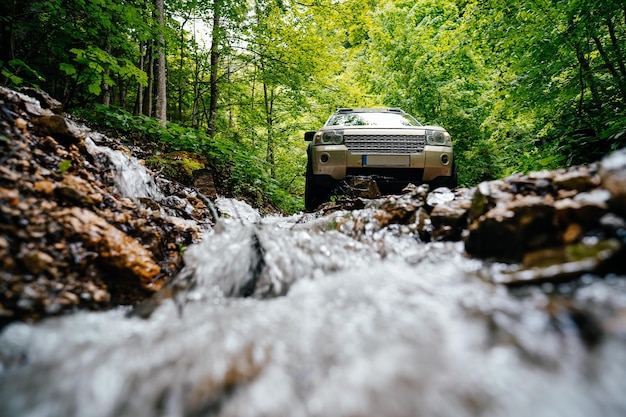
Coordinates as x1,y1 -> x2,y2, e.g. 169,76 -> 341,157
320,153 -> 330,163
441,154 -> 450,165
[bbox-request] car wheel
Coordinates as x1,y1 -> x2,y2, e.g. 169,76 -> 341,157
304,159 -> 332,212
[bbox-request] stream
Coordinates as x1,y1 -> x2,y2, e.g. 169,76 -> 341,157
1,139 -> 626,417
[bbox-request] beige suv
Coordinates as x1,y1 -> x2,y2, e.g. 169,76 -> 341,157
304,108 -> 456,211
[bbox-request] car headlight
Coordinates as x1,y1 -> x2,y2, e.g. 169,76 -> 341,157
425,130 -> 452,146
314,130 -> 344,145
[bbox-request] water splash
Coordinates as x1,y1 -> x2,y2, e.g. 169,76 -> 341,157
85,133 -> 163,203
215,197 -> 263,225
1,202 -> 626,417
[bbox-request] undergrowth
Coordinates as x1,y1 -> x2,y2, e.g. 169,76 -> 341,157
74,104 -> 303,214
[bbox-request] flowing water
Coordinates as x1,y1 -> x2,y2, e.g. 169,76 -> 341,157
85,134 -> 164,203
1,145 -> 626,417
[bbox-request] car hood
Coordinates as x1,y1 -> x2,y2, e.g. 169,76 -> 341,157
320,125 -> 447,134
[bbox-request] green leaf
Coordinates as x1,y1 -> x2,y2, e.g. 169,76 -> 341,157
58,160 -> 72,175
59,62 -> 77,76
87,81 -> 101,95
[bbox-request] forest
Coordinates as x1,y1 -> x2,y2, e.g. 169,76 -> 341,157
1,0 -> 625,213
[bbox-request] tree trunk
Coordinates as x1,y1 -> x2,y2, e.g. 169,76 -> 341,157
263,82 -> 275,178
102,36 -> 112,107
591,34 -> 626,99
606,17 -> 626,81
208,0 -> 222,137
154,0 -> 167,126
178,16 -> 189,122
573,35 -> 601,110
144,42 -> 154,117
135,41 -> 145,116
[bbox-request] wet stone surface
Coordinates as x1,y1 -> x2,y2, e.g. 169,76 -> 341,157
0,87 -> 211,327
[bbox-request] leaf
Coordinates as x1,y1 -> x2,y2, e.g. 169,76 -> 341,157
87,81 -> 101,95
58,160 -> 72,175
59,63 -> 77,76
1,69 -> 22,85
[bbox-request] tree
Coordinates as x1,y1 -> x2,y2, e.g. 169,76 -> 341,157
155,0 -> 167,125
467,0 -> 626,166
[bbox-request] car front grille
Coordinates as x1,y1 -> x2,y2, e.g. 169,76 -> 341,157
344,134 -> 425,154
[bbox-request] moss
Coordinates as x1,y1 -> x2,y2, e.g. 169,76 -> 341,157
146,151 -> 206,185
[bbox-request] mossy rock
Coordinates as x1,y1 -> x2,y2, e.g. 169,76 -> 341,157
146,151 -> 207,185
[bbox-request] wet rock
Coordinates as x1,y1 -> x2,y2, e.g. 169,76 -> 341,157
430,195 -> 472,241
31,114 -> 83,146
553,189 -> 611,238
56,207 -> 161,290
0,86 -> 210,327
193,168 -> 218,198
146,150 -> 207,186
600,147 -> 626,214
426,187 -> 455,207
464,157 -> 626,270
377,193 -> 422,226
20,88 -> 63,114
553,165 -> 600,191
466,195 -> 559,262
492,239 -> 623,287
18,249 -> 55,275
467,179 -> 514,224
343,176 -> 381,199
55,185 -> 96,206
402,182 -> 430,199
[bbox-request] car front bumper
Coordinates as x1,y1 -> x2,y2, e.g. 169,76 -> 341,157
310,145 -> 454,181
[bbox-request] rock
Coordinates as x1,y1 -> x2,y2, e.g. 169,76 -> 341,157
430,196 -> 471,241
466,195 -> 559,262
18,250 -> 55,275
20,88 -> 63,114
31,114 -> 83,146
0,86 -> 209,328
344,176 -> 381,199
553,166 -> 600,191
426,186 -> 455,207
414,207 -> 433,242
146,151 -> 207,186
193,168 -> 218,198
55,186 -> 96,206
553,189 -> 611,234
377,193 -> 422,226
467,180 -> 514,224
491,239 -> 623,286
56,207 -> 162,291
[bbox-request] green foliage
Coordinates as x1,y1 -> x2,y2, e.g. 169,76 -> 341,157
77,104 -> 302,213
0,59 -> 45,87
60,47 -> 147,97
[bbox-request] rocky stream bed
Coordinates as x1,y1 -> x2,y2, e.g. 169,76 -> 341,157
1,87 -> 626,416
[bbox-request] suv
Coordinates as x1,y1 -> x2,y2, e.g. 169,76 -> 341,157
304,108 -> 456,211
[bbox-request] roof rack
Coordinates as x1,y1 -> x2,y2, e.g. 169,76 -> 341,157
335,107 -> 405,114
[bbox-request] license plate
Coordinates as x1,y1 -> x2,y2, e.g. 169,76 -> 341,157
362,155 -> 410,167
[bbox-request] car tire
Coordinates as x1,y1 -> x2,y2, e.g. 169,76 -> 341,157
304,159 -> 332,212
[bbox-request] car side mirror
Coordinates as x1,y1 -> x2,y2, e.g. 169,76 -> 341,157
304,131 -> 316,141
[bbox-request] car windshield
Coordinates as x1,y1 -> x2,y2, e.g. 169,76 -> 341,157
325,111 -> 421,127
